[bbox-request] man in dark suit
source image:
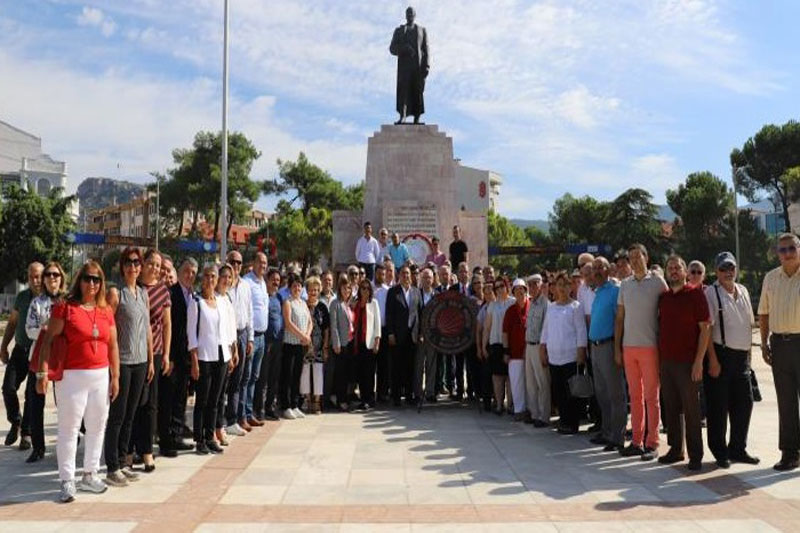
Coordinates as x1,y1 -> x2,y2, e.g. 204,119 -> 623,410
450,262 -> 474,400
389,6 -> 429,124
386,265 -> 421,406
158,257 -> 197,456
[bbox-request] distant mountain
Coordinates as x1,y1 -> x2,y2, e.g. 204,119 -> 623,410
76,177 -> 145,228
510,219 -> 550,232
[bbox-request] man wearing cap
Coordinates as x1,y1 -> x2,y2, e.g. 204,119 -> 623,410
503,279 -> 530,421
704,252 -> 759,468
524,274 -> 549,426
759,233 -> 800,471
587,257 -> 625,451
355,222 -> 381,282
656,255 -> 711,471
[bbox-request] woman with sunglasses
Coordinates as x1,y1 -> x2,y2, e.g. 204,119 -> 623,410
130,249 -> 172,472
540,271 -> 588,434
482,277 -> 515,415
187,264 -> 236,454
104,247 -> 154,487
37,260 -> 120,503
330,274 -> 356,411
24,261 -> 67,463
280,272 -> 313,419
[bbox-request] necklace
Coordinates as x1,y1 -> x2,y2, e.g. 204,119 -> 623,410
81,304 -> 99,351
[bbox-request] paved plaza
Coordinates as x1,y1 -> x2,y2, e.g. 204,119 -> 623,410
1,339 -> 800,532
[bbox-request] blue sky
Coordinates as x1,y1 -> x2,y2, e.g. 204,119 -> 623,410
1,0 -> 799,219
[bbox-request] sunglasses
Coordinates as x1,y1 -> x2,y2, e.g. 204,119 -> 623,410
81,274 -> 102,284
229,259 -> 242,265
689,269 -> 704,275
718,264 -> 735,272
123,258 -> 141,267
43,271 -> 62,279
778,245 -> 797,255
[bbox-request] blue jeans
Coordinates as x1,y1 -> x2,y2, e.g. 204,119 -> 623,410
225,329 -> 249,426
240,334 -> 265,419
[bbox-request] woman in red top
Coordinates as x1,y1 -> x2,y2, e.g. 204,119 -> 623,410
37,260 -> 120,503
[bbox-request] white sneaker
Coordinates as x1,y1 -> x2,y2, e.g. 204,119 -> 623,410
282,409 -> 296,420
60,480 -> 76,503
292,408 -> 306,419
77,473 -> 108,494
226,423 -> 246,436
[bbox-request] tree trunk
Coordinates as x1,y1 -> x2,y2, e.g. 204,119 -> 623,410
226,212 -> 234,250
776,181 -> 791,233
213,201 -> 221,245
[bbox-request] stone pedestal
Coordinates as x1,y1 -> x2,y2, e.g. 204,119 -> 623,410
332,124 -> 488,270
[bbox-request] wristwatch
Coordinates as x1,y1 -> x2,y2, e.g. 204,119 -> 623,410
36,372 -> 47,379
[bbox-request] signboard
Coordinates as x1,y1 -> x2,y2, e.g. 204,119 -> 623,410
421,291 -> 478,353
384,203 -> 439,237
402,233 -> 433,266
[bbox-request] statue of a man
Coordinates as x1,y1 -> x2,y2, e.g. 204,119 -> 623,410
390,6 -> 429,125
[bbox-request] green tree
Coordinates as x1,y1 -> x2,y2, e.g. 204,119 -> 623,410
666,172 -> 733,265
260,153 -> 364,266
153,131 -> 262,241
731,120 -> 800,232
602,188 -> 662,254
487,209 -> 531,274
548,193 -> 606,244
0,186 -> 76,286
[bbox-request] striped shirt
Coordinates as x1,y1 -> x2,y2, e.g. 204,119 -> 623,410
144,281 -> 171,356
116,285 -> 150,365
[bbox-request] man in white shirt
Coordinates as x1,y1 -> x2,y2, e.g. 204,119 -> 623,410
378,227 -> 391,262
239,253 -> 269,429
704,252 -> 760,467
355,221 -> 381,282
223,251 -> 254,437
374,264 -> 392,402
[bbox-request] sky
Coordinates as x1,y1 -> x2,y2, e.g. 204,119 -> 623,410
1,0 -> 799,220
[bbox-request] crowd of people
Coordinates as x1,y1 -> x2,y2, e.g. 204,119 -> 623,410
3,226 -> 800,504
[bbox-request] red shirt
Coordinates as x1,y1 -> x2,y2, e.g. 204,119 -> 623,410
53,301 -> 115,370
503,300 -> 530,360
353,303 -> 368,352
658,284 -> 710,363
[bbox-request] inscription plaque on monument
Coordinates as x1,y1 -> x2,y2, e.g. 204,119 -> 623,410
384,203 -> 439,237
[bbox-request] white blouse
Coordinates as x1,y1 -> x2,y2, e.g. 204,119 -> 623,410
187,294 -> 237,363
540,300 -> 588,366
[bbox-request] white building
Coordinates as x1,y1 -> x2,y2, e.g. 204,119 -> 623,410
455,160 -> 502,213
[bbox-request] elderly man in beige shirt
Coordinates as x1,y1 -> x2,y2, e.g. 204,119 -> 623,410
759,232 -> 800,471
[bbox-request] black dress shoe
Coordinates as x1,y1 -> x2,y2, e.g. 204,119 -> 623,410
619,444 -> 644,457
641,446 -> 657,462
532,420 -> 549,428
4,423 -> 19,446
715,458 -> 731,469
730,452 -> 760,465
687,459 -> 702,471
587,423 -> 601,433
557,426 -> 578,435
773,455 -> 800,472
603,443 -> 621,452
206,440 -> 224,454
143,463 -> 156,473
25,449 -> 45,463
160,447 -> 178,458
19,435 -> 31,451
262,410 -> 279,421
658,451 -> 685,464
589,434 -> 607,445
195,442 -> 210,455
174,440 -> 194,451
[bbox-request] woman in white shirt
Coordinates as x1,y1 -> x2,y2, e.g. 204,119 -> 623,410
482,278 -> 515,415
539,271 -> 588,434
214,264 -> 239,446
187,264 -> 236,454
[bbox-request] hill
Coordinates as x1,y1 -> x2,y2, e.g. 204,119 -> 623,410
76,177 -> 145,228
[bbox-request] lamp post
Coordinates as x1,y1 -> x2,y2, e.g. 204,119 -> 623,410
220,0 -> 230,258
732,166 -> 740,262
155,175 -> 160,250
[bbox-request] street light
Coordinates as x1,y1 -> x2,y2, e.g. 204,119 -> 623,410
732,166 -> 741,261
220,0 -> 230,258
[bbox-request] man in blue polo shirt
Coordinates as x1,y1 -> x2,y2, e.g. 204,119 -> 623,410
588,256 -> 625,452
387,232 -> 410,272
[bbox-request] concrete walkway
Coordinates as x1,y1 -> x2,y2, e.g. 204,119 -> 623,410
0,337 -> 799,532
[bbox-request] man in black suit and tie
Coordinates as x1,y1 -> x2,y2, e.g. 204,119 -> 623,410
450,262 -> 475,400
386,265 -> 421,406
158,257 -> 197,456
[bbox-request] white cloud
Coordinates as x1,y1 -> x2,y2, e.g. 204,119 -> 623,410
76,6 -> 116,37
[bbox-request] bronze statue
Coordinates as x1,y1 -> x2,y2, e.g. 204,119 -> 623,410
390,6 -> 429,125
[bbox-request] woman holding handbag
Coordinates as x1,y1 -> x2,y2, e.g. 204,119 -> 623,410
539,271 -> 588,434
36,260 -> 120,503
25,261 -> 67,463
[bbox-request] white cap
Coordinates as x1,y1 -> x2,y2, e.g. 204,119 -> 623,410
512,278 -> 527,290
